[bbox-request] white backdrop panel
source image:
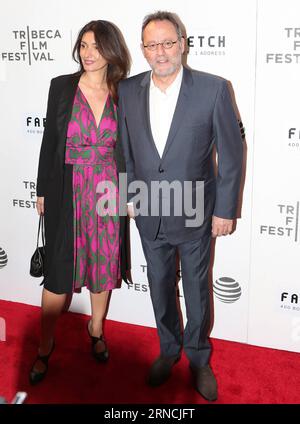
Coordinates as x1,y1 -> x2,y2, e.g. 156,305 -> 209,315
0,0 -> 298,353
248,0 -> 300,352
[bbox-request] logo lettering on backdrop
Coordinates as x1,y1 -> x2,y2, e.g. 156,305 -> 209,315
187,33 -> 226,56
260,202 -> 300,242
288,128 -> 300,150
12,181 -> 37,209
280,291 -> 300,314
26,116 -> 46,136
126,265 -> 183,297
266,27 -> 300,64
0,27 -> 62,65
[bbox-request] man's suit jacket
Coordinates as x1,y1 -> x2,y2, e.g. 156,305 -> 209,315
118,66 -> 243,243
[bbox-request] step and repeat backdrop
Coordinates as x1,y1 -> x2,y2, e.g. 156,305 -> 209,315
0,0 -> 299,352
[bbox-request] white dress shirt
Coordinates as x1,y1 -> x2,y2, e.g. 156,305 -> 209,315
149,66 -> 183,157
127,67 -> 183,207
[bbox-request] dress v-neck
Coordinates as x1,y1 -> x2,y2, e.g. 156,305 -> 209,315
78,85 -> 109,129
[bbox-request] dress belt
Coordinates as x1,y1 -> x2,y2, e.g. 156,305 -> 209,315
65,145 -> 114,165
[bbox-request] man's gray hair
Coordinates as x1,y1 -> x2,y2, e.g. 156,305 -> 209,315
141,11 -> 183,41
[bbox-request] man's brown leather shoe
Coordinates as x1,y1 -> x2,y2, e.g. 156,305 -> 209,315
190,364 -> 218,401
147,355 -> 180,387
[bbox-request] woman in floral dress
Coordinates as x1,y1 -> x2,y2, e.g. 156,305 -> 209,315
30,20 -> 131,385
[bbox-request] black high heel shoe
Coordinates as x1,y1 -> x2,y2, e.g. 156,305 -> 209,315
29,340 -> 55,385
87,321 -> 109,362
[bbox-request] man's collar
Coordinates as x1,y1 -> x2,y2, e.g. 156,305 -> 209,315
150,66 -> 183,94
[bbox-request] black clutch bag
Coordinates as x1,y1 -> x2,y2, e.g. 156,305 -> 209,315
30,215 -> 45,281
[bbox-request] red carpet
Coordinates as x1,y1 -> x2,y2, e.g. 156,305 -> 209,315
0,299 -> 300,404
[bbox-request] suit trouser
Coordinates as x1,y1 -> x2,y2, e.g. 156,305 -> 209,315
140,221 -> 212,368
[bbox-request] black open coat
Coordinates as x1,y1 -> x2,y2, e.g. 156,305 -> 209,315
37,72 -> 129,293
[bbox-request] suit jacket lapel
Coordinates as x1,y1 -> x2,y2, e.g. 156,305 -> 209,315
139,72 -> 162,162
162,67 -> 193,160
56,72 -> 81,164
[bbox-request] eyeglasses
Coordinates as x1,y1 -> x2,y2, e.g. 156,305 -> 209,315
143,40 -> 179,51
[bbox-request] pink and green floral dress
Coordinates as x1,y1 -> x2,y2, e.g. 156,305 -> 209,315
65,87 -> 121,293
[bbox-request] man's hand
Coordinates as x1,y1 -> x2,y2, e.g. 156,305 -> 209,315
36,196 -> 44,215
212,216 -> 233,238
127,204 -> 135,219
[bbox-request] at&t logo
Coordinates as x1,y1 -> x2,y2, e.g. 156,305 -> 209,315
0,248 -> 8,269
213,277 -> 242,303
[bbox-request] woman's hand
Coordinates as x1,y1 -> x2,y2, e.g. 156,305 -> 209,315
36,197 -> 45,215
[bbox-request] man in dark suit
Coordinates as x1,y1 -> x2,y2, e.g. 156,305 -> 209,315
118,11 -> 243,401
